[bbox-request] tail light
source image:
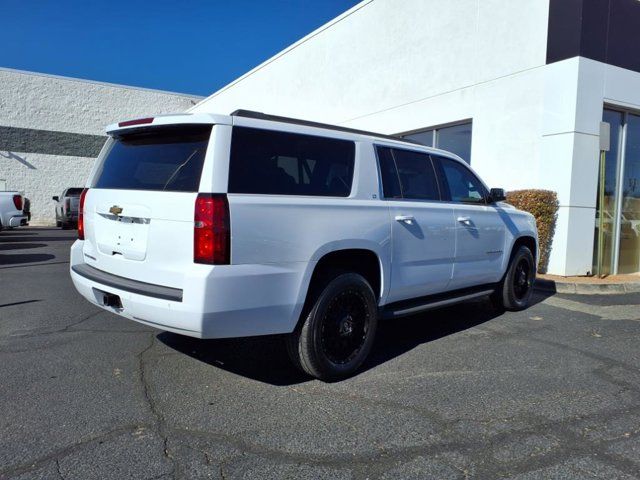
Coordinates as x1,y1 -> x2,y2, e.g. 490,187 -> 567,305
194,193 -> 230,265
12,195 -> 23,211
78,188 -> 89,240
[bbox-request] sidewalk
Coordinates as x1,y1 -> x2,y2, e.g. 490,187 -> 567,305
536,273 -> 640,295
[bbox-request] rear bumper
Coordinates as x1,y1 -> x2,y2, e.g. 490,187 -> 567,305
8,215 -> 28,227
69,240 -> 308,339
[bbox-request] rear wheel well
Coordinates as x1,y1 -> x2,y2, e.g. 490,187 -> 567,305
307,249 -> 382,301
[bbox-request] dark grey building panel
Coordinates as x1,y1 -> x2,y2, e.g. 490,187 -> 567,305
0,126 -> 106,157
547,0 -> 640,74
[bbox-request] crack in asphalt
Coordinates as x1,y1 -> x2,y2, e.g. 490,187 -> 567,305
55,459 -> 65,480
2,310 -> 104,340
138,334 -> 179,480
3,232 -> 640,479
0,425 -> 148,478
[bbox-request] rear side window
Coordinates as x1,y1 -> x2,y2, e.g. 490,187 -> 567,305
376,146 -> 440,201
93,125 -> 212,192
228,127 -> 355,197
376,147 -> 402,199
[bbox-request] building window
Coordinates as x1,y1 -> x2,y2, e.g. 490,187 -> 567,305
401,121 -> 472,164
594,108 -> 640,275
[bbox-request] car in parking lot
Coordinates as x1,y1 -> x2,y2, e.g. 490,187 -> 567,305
0,191 -> 28,230
53,188 -> 84,229
70,110 -> 538,380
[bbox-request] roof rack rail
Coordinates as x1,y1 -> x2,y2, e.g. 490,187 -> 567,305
230,109 -> 421,145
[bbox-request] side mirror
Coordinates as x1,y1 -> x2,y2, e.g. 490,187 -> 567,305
489,188 -> 506,203
52,196 -> 59,202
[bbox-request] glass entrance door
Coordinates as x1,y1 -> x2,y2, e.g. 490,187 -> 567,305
593,108 -> 640,275
619,114 -> 640,273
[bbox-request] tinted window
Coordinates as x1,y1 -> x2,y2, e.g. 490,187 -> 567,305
393,149 -> 440,200
376,147 -> 440,200
435,156 -> 487,204
65,188 -> 83,196
94,125 -> 211,192
376,147 -> 402,199
229,127 -> 355,197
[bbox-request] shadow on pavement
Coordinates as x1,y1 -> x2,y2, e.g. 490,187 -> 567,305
159,289 -> 554,386
0,236 -> 73,243
0,242 -> 47,251
0,231 -> 38,236
0,253 -> 56,266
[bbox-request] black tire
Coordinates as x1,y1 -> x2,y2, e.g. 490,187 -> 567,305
56,220 -> 62,228
286,273 -> 378,381
493,245 -> 536,311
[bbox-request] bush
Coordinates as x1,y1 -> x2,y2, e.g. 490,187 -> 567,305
505,189 -> 559,273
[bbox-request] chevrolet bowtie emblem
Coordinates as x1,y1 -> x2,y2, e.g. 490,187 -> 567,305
109,205 -> 123,215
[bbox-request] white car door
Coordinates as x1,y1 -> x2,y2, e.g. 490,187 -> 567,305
432,155 -> 506,290
377,146 -> 456,304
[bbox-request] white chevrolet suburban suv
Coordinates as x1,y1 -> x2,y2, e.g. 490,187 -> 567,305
70,110 -> 538,380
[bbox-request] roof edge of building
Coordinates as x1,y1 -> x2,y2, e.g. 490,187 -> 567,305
0,66 -> 204,100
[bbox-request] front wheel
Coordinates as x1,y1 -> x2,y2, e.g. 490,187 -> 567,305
287,273 -> 378,381
493,245 -> 536,311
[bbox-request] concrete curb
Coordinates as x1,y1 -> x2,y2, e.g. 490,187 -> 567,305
535,278 -> 640,295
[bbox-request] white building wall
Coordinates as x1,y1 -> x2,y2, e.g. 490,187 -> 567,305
189,0 -> 640,275
191,0 -> 550,124
0,68 -> 201,225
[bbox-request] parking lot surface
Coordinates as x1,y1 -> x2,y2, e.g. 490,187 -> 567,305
2,228 -> 640,479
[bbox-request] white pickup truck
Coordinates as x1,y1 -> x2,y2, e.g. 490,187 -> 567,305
70,111 -> 538,380
0,191 -> 28,231
53,188 -> 83,229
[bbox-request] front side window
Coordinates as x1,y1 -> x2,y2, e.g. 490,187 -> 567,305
228,127 -> 355,197
435,156 -> 487,204
376,146 -> 440,201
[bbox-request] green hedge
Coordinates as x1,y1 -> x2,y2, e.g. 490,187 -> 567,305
505,189 -> 559,273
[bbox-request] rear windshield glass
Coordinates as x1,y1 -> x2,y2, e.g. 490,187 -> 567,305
66,188 -> 84,196
93,125 -> 212,192
228,127 -> 355,197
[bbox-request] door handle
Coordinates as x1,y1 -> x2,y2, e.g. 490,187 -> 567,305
395,215 -> 415,225
457,216 -> 471,225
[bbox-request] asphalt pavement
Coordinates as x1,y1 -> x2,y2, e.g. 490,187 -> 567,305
2,228 -> 640,479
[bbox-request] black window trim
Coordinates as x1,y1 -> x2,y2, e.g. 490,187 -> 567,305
431,154 -> 490,206
374,144 -> 448,204
228,126 -> 357,199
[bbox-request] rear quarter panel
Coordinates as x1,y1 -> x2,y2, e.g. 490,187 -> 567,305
224,140 -> 392,333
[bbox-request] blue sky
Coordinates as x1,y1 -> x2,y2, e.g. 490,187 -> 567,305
0,0 -> 359,96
